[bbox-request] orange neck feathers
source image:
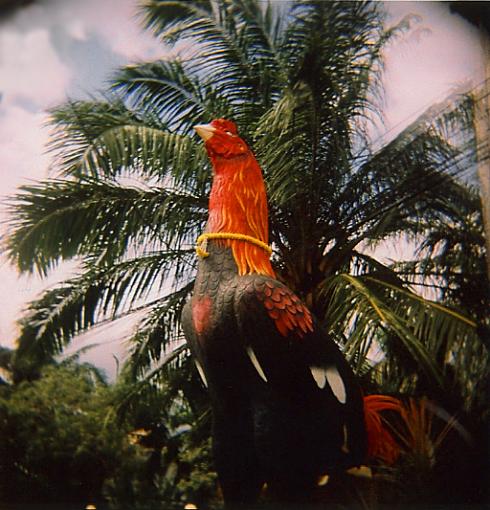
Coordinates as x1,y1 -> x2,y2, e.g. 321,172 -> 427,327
206,152 -> 275,277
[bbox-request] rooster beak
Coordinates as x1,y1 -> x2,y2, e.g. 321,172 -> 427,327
194,124 -> 216,141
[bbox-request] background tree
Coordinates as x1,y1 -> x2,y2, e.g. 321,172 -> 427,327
0,347 -> 14,385
105,362 -> 218,509
0,361 -> 129,505
0,353 -> 219,509
3,0 -> 488,506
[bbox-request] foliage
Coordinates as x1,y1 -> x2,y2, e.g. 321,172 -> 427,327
104,358 -> 218,509
0,362 -> 128,504
0,347 -> 14,385
371,398 -> 488,507
0,358 -> 218,508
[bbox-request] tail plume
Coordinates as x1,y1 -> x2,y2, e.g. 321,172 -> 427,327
363,395 -> 403,465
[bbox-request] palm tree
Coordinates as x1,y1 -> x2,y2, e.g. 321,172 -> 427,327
4,0 -> 487,414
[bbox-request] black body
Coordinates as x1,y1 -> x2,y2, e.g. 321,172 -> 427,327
182,244 -> 367,508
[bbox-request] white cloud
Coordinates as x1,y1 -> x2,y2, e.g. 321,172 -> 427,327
0,0 -> 164,113
0,27 -> 71,109
41,0 -> 165,61
84,0 -> 165,60
0,106 -> 50,202
0,257 -> 81,348
0,261 -> 42,347
382,2 -> 483,135
65,19 -> 87,42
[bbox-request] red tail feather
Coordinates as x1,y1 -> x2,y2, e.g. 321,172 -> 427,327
363,395 -> 403,465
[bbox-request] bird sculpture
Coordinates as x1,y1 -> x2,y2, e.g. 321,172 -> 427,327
182,119 -> 400,508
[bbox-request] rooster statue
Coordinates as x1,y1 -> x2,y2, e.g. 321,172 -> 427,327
182,119 -> 399,508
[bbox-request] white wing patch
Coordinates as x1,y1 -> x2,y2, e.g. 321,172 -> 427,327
309,366 -> 327,389
195,360 -> 208,388
309,365 -> 347,404
246,346 -> 268,382
326,365 -> 347,403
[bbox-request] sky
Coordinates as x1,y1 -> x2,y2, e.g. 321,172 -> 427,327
0,0 -> 484,378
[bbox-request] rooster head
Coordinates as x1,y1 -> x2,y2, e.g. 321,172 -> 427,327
194,119 -> 248,159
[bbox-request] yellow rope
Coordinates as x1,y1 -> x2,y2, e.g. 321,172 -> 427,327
196,232 -> 272,258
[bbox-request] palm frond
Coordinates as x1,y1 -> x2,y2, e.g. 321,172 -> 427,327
81,124 -> 205,181
5,178 -> 206,274
138,1 -> 285,124
140,1 -> 215,41
49,100 -> 161,176
48,99 -> 211,183
338,97 -> 476,242
324,273 -> 485,407
13,251 -> 193,358
112,60 -> 233,131
140,1 -> 251,94
255,85 -> 313,205
126,281 -> 194,377
112,342 -> 190,422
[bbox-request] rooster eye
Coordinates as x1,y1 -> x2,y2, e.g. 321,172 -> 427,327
225,130 -> 236,137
